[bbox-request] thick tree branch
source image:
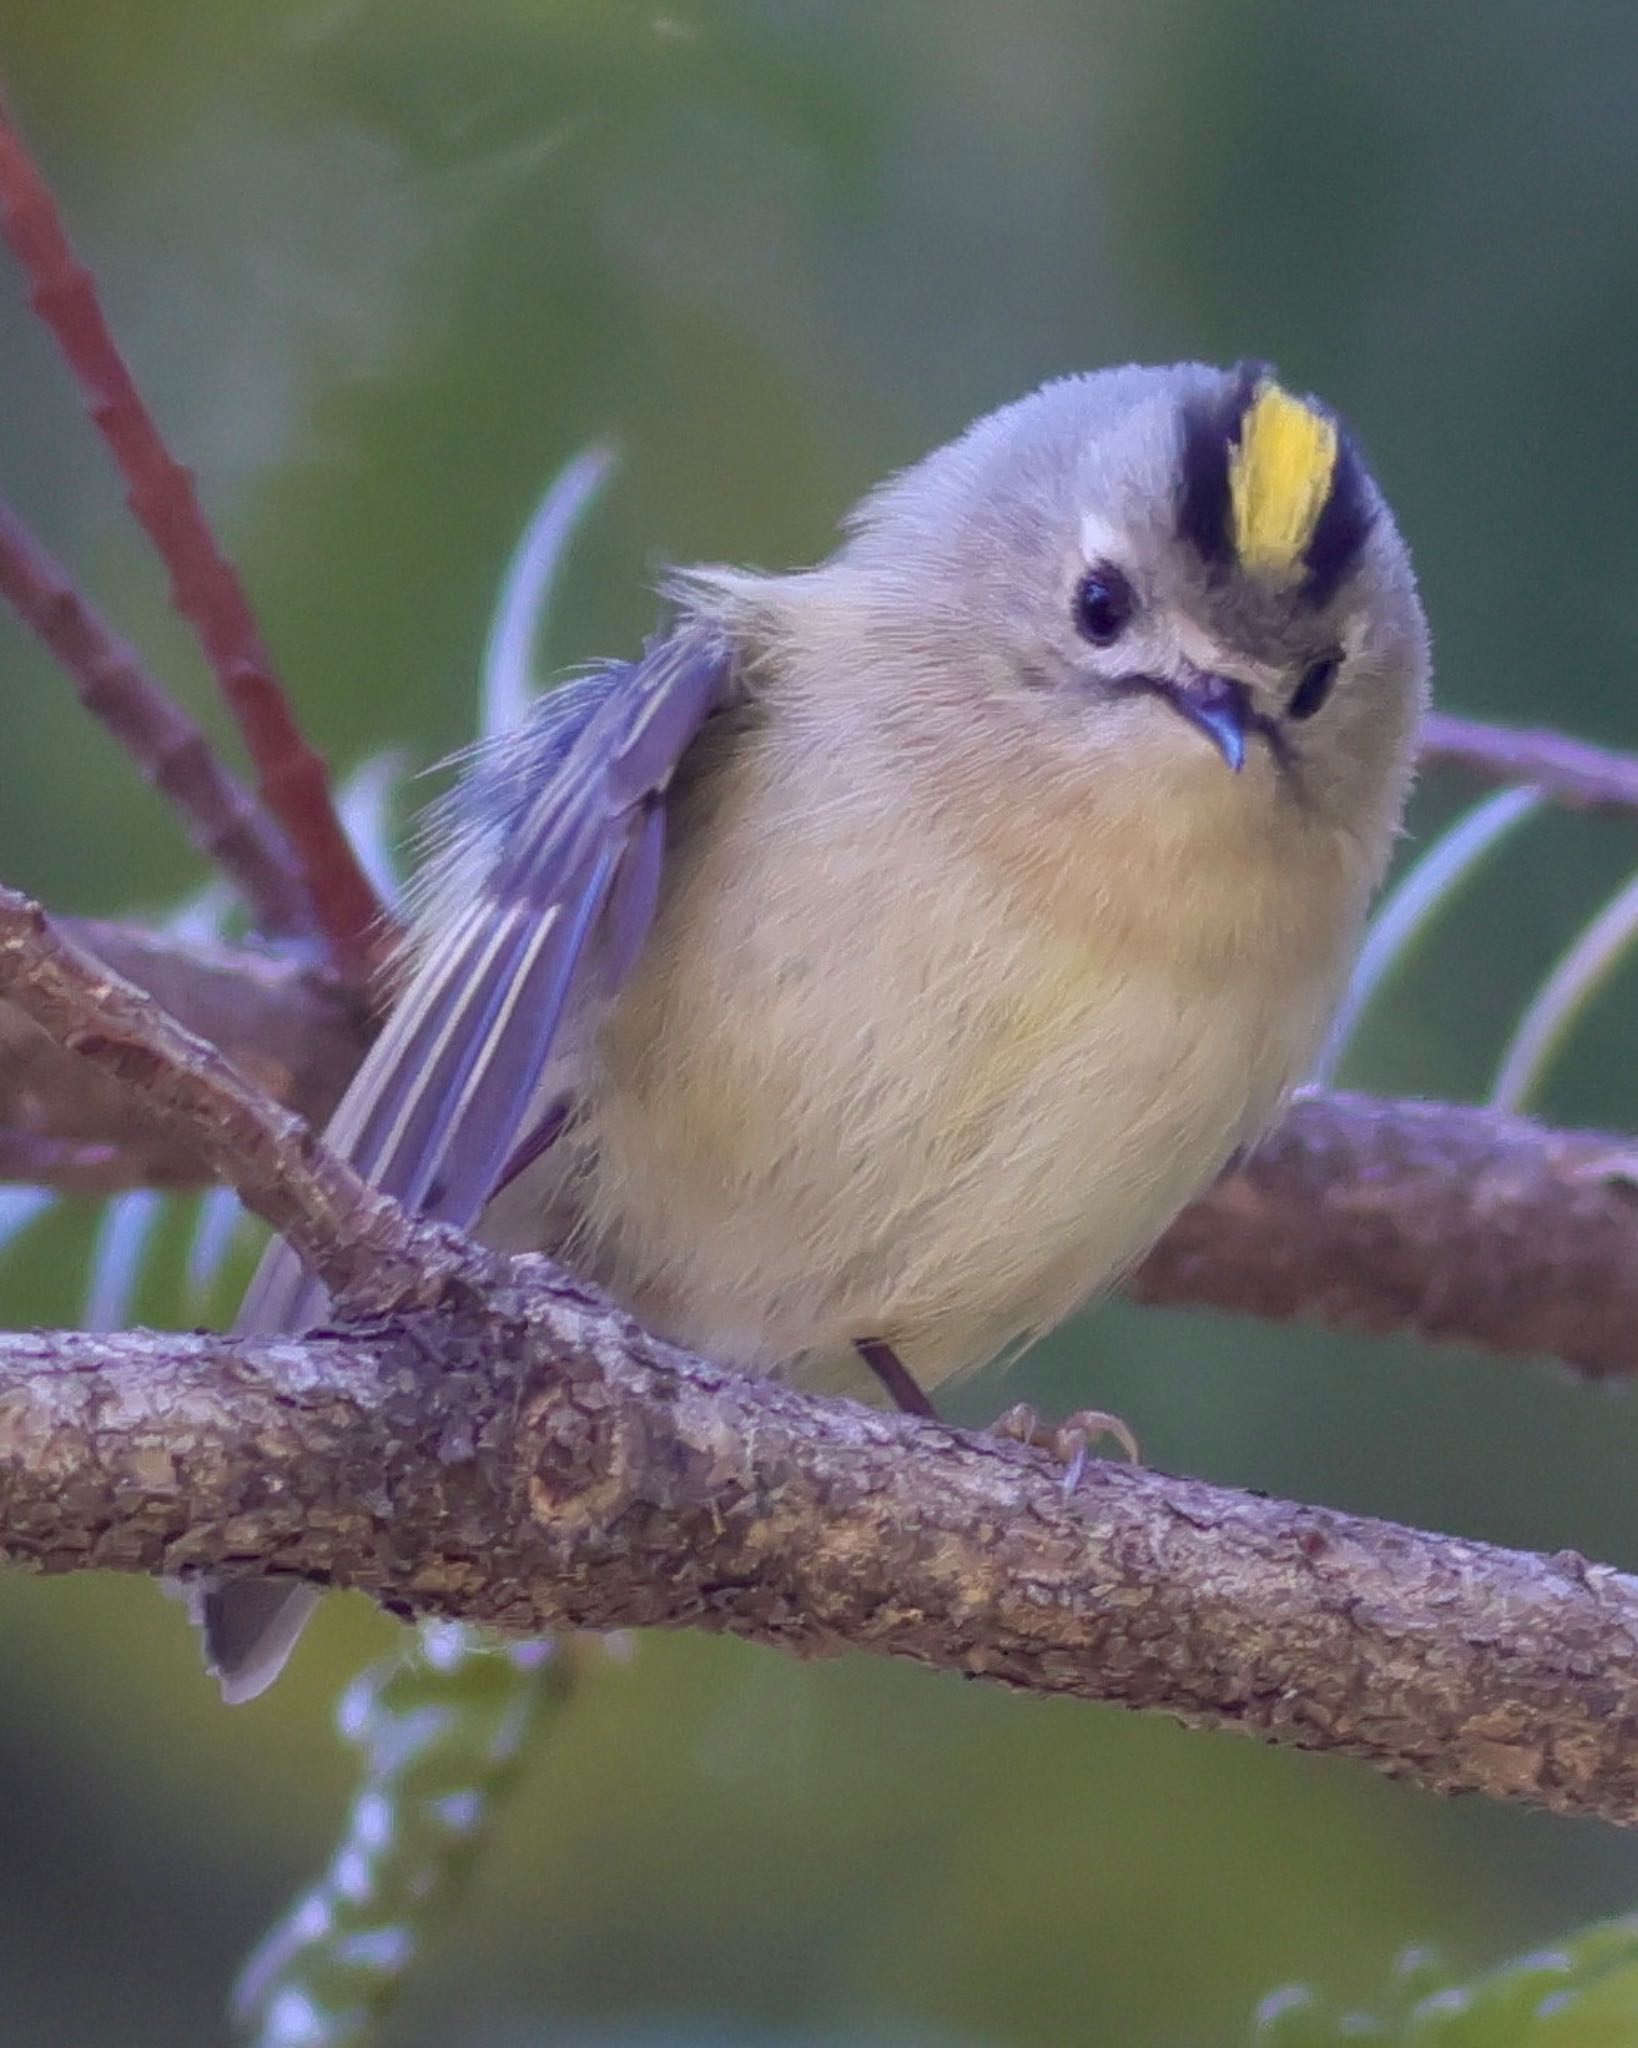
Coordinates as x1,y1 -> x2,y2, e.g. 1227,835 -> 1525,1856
1132,1092 -> 1638,1378
0,913 -> 1634,1378
2,1293 -> 1636,1826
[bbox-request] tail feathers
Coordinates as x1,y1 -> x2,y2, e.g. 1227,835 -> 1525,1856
193,1579 -> 323,1705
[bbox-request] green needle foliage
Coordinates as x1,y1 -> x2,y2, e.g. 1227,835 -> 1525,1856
234,1624 -> 581,2048
1490,869 -> 1638,1113
1252,1916 -> 1638,2046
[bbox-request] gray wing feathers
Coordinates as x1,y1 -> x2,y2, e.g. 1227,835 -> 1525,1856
203,628 -> 734,1699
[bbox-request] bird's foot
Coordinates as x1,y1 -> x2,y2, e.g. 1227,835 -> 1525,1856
989,1401 -> 1141,1493
854,1339 -> 1141,1492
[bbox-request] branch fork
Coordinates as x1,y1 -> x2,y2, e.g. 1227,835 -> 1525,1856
0,880 -> 1637,1827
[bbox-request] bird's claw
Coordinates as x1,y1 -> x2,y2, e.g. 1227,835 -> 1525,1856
989,1401 -> 1141,1493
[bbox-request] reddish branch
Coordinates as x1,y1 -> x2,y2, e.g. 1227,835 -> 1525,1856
1420,711 -> 1638,817
0,100 -> 389,979
0,498 -> 311,936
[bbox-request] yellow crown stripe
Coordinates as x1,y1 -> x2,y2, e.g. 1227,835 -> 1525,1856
1228,381 -> 1339,575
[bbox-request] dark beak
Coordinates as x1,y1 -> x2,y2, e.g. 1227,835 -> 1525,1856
1141,671 -> 1253,772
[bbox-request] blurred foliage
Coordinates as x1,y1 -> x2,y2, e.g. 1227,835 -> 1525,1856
3,4 -> 1638,2045
236,1628 -> 578,2048
1252,1917 -> 1638,2045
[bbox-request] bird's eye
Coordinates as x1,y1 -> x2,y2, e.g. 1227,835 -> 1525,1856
1074,564 -> 1135,647
1288,655 -> 1341,721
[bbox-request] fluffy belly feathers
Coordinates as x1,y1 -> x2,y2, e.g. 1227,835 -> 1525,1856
490,768 -> 1345,1391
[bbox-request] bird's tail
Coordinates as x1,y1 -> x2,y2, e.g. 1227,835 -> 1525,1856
192,1578 -> 323,1704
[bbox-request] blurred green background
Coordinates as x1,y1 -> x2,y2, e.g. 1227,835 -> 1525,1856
3,4 -> 1638,2043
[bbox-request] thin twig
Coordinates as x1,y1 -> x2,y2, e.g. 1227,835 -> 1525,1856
1420,712 -> 1638,816
0,98 -> 391,979
0,884 -> 448,1311
0,498 -> 311,936
0,918 -> 367,1188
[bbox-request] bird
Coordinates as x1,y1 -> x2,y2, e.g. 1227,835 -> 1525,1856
197,359 -> 1431,1701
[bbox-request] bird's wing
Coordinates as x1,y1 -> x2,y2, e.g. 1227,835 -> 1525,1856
207,628 -> 732,1703
237,625 -> 735,1336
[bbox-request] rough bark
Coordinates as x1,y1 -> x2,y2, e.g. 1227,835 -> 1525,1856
0,98 -> 392,978
2,1292 -> 1636,1826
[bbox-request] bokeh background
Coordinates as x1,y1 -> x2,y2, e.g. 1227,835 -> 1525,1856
2,4 -> 1638,2043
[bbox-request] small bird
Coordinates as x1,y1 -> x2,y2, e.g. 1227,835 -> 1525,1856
200,360 -> 1430,1700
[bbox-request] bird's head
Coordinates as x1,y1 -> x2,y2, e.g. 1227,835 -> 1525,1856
816,362 -> 1429,846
